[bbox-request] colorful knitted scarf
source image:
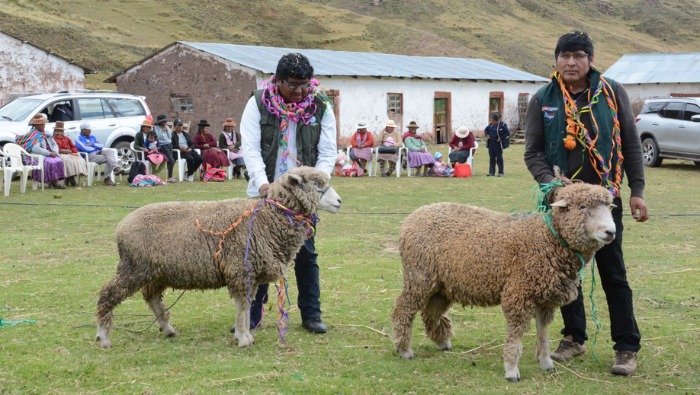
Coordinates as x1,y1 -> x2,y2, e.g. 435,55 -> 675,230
15,127 -> 43,152
261,76 -> 320,174
553,70 -> 624,197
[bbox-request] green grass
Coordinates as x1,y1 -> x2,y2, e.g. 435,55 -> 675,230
1,144 -> 699,394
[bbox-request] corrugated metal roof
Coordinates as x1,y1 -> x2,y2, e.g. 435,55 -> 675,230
181,42 -> 548,83
603,53 -> 700,84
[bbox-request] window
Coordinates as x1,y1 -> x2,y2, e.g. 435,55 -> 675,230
683,103 -> 700,121
659,102 -> 683,120
107,98 -> 146,117
77,98 -> 113,120
387,93 -> 402,115
172,97 -> 194,113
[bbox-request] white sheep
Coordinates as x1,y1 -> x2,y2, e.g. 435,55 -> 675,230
96,166 -> 341,348
392,181 -> 616,382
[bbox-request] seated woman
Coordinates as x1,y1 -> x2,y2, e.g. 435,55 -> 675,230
403,121 -> 435,176
448,125 -> 476,167
376,120 -> 403,177
349,122 -> 374,175
218,118 -> 246,179
52,121 -> 87,187
193,119 -> 229,170
20,114 -> 66,189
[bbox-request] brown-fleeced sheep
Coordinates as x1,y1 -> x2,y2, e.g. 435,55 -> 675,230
96,166 -> 341,348
392,181 -> 616,382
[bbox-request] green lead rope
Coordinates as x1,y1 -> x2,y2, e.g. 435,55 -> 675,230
535,181 -> 602,361
0,318 -> 37,328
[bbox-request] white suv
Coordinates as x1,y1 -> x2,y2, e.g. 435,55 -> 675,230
635,97 -> 700,167
0,91 -> 151,171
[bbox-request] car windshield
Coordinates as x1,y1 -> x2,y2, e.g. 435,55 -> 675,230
0,98 -> 44,122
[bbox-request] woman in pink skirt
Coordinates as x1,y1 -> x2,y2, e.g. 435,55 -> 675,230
19,114 -> 66,188
402,121 -> 435,176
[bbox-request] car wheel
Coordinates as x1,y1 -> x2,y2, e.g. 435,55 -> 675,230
114,141 -> 135,172
641,137 -> 662,167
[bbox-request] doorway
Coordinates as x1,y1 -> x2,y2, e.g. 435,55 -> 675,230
433,92 -> 451,144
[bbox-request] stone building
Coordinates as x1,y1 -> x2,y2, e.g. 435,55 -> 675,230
108,42 -> 548,145
0,31 -> 87,106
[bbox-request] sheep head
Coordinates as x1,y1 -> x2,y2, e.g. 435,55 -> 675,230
267,167 -> 342,215
550,182 -> 616,255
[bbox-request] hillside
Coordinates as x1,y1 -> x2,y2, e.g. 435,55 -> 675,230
1,0 -> 699,87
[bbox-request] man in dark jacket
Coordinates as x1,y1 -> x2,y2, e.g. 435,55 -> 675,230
524,31 -> 649,376
238,53 -> 337,334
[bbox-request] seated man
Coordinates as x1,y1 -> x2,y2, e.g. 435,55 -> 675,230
74,121 -> 123,186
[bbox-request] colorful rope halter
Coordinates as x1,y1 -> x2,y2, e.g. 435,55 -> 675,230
554,70 -> 624,197
261,76 -> 320,174
195,197 -> 319,345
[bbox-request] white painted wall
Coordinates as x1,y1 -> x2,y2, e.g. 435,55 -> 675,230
0,32 -> 85,106
619,83 -> 700,114
255,72 -> 544,139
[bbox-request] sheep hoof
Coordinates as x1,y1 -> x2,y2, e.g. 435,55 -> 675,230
540,358 -> 555,371
161,325 -> 177,337
506,376 -> 521,383
398,349 -> 415,359
96,336 -> 112,349
436,339 -> 452,351
236,332 -> 254,347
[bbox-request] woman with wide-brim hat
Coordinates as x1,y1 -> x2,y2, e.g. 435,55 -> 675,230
19,113 -> 67,188
218,117 -> 246,179
448,125 -> 476,167
193,119 -> 229,170
376,119 -> 403,176
52,121 -> 88,186
402,121 -> 435,176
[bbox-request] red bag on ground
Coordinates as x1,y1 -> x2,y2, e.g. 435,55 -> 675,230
453,163 -> 472,178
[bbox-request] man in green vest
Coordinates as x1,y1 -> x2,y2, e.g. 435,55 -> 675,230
524,31 -> 649,376
238,53 -> 337,334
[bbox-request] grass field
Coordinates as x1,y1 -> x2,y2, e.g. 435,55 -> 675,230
0,144 -> 698,394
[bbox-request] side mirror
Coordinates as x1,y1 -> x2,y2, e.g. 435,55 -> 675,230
691,114 -> 700,123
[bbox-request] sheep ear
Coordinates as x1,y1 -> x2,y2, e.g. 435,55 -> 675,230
287,173 -> 303,186
550,199 -> 568,207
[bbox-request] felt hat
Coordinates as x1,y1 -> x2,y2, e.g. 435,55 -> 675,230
141,119 -> 153,128
407,121 -> 419,129
198,119 -> 210,127
455,126 -> 470,138
30,113 -> 48,125
53,121 -> 65,131
222,118 -> 236,127
385,120 -> 397,128
80,121 -> 92,130
156,114 -> 168,124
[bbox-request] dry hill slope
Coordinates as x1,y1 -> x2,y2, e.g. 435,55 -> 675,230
1,0 -> 698,84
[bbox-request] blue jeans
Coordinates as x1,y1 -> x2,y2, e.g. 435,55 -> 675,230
250,236 -> 322,324
559,197 -> 641,352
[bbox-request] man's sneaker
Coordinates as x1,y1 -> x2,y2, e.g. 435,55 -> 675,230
103,178 -> 115,186
113,166 -> 123,175
550,337 -> 586,362
187,175 -> 194,182
611,351 -> 637,376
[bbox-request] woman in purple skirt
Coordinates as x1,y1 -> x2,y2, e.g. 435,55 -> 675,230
20,114 -> 66,189
402,121 -> 435,176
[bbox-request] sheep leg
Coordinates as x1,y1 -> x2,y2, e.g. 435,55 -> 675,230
96,268 -> 147,348
392,288 -> 426,359
501,305 -> 531,382
232,295 -> 254,347
534,306 -> 555,371
420,293 -> 453,351
142,284 -> 176,337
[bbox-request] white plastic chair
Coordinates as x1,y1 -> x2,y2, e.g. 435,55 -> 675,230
78,148 -> 118,186
130,141 -> 152,174
173,149 -> 187,182
447,141 -> 479,169
2,143 -> 45,195
372,147 -> 402,177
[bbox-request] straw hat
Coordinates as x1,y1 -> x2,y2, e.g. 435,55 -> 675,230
357,121 -> 367,129
455,126 -> 470,138
385,120 -> 397,128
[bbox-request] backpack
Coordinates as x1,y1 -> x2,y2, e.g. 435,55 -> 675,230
128,161 -> 147,183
